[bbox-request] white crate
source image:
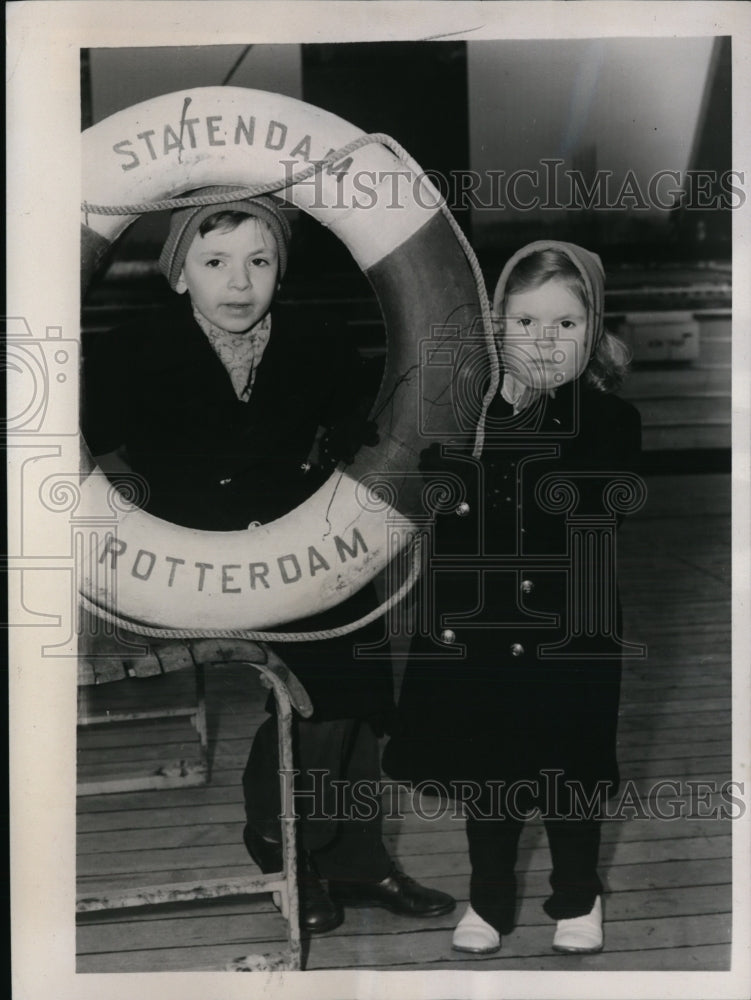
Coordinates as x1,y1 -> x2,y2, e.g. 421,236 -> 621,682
618,311 -> 700,363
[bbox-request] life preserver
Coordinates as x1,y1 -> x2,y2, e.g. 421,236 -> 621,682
80,87 -> 484,630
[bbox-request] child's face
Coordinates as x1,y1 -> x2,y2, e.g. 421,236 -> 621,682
176,217 -> 279,334
502,278 -> 589,390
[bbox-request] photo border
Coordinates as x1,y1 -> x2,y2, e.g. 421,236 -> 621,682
7,3 -> 751,998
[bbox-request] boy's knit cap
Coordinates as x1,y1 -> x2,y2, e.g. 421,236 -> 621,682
159,187 -> 292,289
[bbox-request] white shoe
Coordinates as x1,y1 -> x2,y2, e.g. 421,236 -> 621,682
452,904 -> 501,954
552,896 -> 603,953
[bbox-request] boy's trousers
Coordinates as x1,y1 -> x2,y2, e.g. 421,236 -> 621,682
243,715 -> 392,884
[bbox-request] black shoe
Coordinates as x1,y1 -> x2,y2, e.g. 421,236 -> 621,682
329,865 -> 456,917
243,826 -> 343,935
298,859 -> 344,935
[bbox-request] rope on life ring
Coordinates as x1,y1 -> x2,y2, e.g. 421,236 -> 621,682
80,87 -> 498,635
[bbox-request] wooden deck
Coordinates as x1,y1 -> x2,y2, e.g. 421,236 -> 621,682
76,472 -> 733,973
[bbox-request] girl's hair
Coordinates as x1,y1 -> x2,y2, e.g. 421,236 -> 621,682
503,248 -> 631,392
198,210 -> 274,242
585,329 -> 631,392
504,248 -> 587,306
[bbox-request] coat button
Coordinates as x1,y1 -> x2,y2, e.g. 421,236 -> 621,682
219,477 -> 232,486
520,579 -> 534,594
510,643 -> 525,657
456,501 -> 471,517
441,629 -> 456,644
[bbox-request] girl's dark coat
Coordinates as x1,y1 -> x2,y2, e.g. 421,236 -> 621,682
382,381 -> 642,797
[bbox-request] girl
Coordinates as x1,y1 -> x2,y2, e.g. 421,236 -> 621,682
383,241 -> 642,954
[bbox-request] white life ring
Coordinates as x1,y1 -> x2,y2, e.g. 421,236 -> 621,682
80,87 -> 483,630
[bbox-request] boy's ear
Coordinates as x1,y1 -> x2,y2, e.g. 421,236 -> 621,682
175,270 -> 188,295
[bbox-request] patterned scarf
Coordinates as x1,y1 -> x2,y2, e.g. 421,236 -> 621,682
192,304 -> 272,401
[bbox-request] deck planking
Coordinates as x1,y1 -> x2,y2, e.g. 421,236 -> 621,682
76,473 -> 734,973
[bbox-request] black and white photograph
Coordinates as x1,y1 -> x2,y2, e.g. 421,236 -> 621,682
7,3 -> 750,998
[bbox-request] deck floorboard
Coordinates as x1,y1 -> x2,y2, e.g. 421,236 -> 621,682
76,473 -> 734,973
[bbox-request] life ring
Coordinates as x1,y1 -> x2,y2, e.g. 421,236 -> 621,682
80,87 -> 484,630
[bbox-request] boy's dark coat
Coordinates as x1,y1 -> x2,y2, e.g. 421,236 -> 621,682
83,298 -> 367,530
82,299 -> 393,722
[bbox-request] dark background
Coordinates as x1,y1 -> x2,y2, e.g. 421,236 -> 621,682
81,39 -> 733,467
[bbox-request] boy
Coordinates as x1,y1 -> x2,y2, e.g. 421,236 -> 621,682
82,187 -> 455,935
